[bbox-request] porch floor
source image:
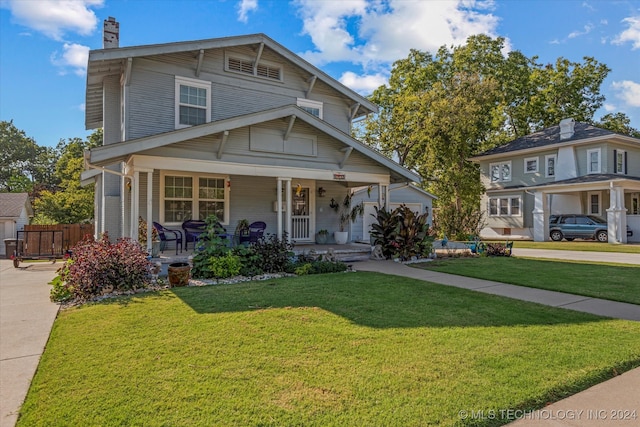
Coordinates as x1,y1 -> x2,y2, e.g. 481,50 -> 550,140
151,241 -> 373,267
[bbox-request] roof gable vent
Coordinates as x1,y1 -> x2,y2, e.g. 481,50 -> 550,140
559,118 -> 575,140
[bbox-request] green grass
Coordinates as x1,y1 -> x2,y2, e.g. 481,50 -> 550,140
415,257 -> 640,305
507,240 -> 640,253
19,273 -> 640,426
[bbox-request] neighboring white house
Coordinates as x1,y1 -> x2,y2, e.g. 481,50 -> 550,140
349,183 -> 437,243
0,193 -> 33,257
81,20 -> 420,249
470,119 -> 640,243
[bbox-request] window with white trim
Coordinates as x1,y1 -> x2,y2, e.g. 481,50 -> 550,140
631,193 -> 640,215
488,196 -> 521,216
524,157 -> 538,174
161,173 -> 229,224
489,161 -> 512,183
587,148 -> 601,173
545,154 -> 557,178
297,98 -> 323,119
588,192 -> 601,216
225,53 -> 282,82
615,149 -> 626,174
175,77 -> 211,129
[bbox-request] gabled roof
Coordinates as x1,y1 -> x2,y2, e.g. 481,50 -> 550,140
487,174 -> 640,193
86,105 -> 421,184
0,193 -> 33,218
470,122 -> 640,161
86,33 -> 378,129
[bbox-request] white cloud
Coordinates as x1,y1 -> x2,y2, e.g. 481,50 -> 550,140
294,0 -> 501,70
51,43 -> 90,76
237,0 -> 258,23
613,16 -> 640,49
568,23 -> 594,39
612,80 -> 640,107
603,103 -> 617,112
3,0 -> 103,41
339,71 -> 388,95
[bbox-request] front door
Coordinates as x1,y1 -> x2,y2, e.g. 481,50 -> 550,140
291,184 -> 314,241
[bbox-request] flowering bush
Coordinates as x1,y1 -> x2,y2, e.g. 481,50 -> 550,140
50,233 -> 152,302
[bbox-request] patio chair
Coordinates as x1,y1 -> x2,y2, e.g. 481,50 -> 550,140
239,221 -> 266,245
182,220 -> 207,250
153,222 -> 183,255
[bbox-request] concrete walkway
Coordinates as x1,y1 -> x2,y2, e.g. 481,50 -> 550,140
0,259 -> 59,427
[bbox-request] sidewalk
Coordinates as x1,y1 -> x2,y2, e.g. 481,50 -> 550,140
0,259 -> 59,427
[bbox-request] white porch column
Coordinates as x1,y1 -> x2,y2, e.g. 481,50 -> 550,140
378,183 -> 388,209
532,191 -> 549,242
100,172 -> 106,238
146,171 -> 153,253
285,179 -> 292,242
132,170 -> 140,240
607,183 -> 627,244
129,177 -> 135,240
277,178 -> 283,240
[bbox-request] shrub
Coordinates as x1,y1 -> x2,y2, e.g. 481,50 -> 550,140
251,233 -> 294,273
370,205 -> 433,260
231,244 -> 264,277
209,253 -> 242,278
191,216 -> 230,279
53,233 -> 152,301
49,261 -> 73,302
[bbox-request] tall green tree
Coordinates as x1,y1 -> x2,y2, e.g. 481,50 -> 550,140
361,35 -> 614,237
596,112 -> 640,138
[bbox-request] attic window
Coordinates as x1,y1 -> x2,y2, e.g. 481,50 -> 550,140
226,53 -> 282,82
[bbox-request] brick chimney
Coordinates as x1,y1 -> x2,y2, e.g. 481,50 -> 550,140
559,118 -> 575,140
103,17 -> 119,49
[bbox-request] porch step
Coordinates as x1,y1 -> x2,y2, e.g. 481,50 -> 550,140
294,243 -> 371,262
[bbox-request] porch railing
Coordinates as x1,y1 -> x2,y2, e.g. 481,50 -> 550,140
291,216 -> 310,240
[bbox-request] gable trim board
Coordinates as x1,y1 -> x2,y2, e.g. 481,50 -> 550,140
86,33 -> 377,129
86,105 -> 421,184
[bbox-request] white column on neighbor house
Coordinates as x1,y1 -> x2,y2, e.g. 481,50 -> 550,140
129,176 -> 135,240
277,178 -> 283,239
378,183 -> 388,209
100,171 -> 106,237
607,183 -> 627,244
532,191 -> 549,242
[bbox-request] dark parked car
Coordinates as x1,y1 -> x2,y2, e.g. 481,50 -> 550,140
549,214 -> 633,242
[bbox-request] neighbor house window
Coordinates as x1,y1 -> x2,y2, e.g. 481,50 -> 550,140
488,196 -> 521,216
524,157 -> 538,174
587,148 -> 601,174
545,154 -> 557,178
489,161 -> 512,183
225,53 -> 282,82
588,192 -> 601,216
631,193 -> 639,215
161,172 -> 229,224
614,149 -> 627,174
297,98 -> 323,119
175,77 -> 211,128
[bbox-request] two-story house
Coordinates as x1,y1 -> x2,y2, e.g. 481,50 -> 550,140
81,18 -> 420,251
470,118 -> 640,243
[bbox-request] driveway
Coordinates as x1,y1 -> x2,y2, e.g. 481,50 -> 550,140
0,259 -> 59,427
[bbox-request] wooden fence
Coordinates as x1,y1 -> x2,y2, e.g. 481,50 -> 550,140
24,224 -> 94,251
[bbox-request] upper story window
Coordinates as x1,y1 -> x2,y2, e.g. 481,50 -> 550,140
614,149 -> 627,174
297,98 -> 323,119
225,53 -> 283,82
524,157 -> 538,174
175,76 -> 211,129
545,154 -> 556,178
490,161 -> 511,183
587,148 -> 601,174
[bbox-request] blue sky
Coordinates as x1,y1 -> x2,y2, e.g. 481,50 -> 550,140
1,0 -> 639,148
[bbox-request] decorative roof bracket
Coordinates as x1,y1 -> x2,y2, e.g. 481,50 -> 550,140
339,147 -> 353,169
216,130 -> 229,159
195,49 -> 205,77
121,57 -> 133,86
284,115 -> 296,141
253,42 -> 264,75
306,75 -> 317,98
350,102 -> 361,121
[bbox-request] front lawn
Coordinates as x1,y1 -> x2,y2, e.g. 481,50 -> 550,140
20,273 -> 640,426
415,257 -> 640,305
509,241 -> 640,253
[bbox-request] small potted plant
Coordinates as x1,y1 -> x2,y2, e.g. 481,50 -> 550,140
138,216 -> 160,257
332,193 -> 364,244
316,229 -> 329,244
